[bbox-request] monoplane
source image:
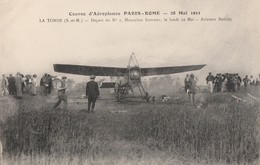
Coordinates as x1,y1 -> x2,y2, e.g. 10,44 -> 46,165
53,53 -> 206,101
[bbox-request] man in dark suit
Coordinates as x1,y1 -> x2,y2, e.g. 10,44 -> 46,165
7,74 -> 16,95
206,72 -> 215,93
86,75 -> 100,112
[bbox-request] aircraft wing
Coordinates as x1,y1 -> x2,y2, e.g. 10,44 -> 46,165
53,64 -> 127,76
54,64 -> 206,76
141,64 -> 206,76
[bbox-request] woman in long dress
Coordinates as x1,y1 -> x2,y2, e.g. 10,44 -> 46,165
31,74 -> 37,96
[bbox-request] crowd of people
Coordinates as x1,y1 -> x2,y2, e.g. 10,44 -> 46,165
2,71 -> 259,109
183,72 -> 260,106
0,72 -> 56,99
0,73 -> 35,99
206,72 -> 260,93
1,72 -> 100,112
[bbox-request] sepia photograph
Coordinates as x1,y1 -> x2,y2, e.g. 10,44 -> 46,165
0,0 -> 259,164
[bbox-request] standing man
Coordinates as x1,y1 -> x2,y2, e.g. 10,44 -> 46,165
235,73 -> 242,91
7,74 -> 16,95
54,76 -> 68,110
206,72 -> 215,93
86,75 -> 100,113
243,75 -> 250,91
187,74 -> 197,106
41,73 -> 49,96
214,74 -> 222,92
229,74 -> 236,92
249,75 -> 255,85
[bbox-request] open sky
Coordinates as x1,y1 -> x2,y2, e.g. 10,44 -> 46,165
0,0 -> 259,82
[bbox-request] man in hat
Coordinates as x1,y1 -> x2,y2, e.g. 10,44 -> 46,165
7,74 -> 16,95
86,75 -> 100,112
54,76 -> 68,110
206,72 -> 214,93
40,73 -> 49,96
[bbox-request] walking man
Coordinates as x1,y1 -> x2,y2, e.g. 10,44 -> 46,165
86,75 -> 100,112
54,76 -> 68,110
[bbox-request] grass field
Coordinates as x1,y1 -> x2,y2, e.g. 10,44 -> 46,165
0,90 -> 259,164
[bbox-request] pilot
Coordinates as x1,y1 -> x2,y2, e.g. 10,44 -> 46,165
86,75 -> 100,113
54,76 -> 68,110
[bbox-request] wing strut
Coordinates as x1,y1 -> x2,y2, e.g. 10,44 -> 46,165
128,52 -> 140,68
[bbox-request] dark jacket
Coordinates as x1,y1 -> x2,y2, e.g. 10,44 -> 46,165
206,75 -> 215,83
86,80 -> 100,98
